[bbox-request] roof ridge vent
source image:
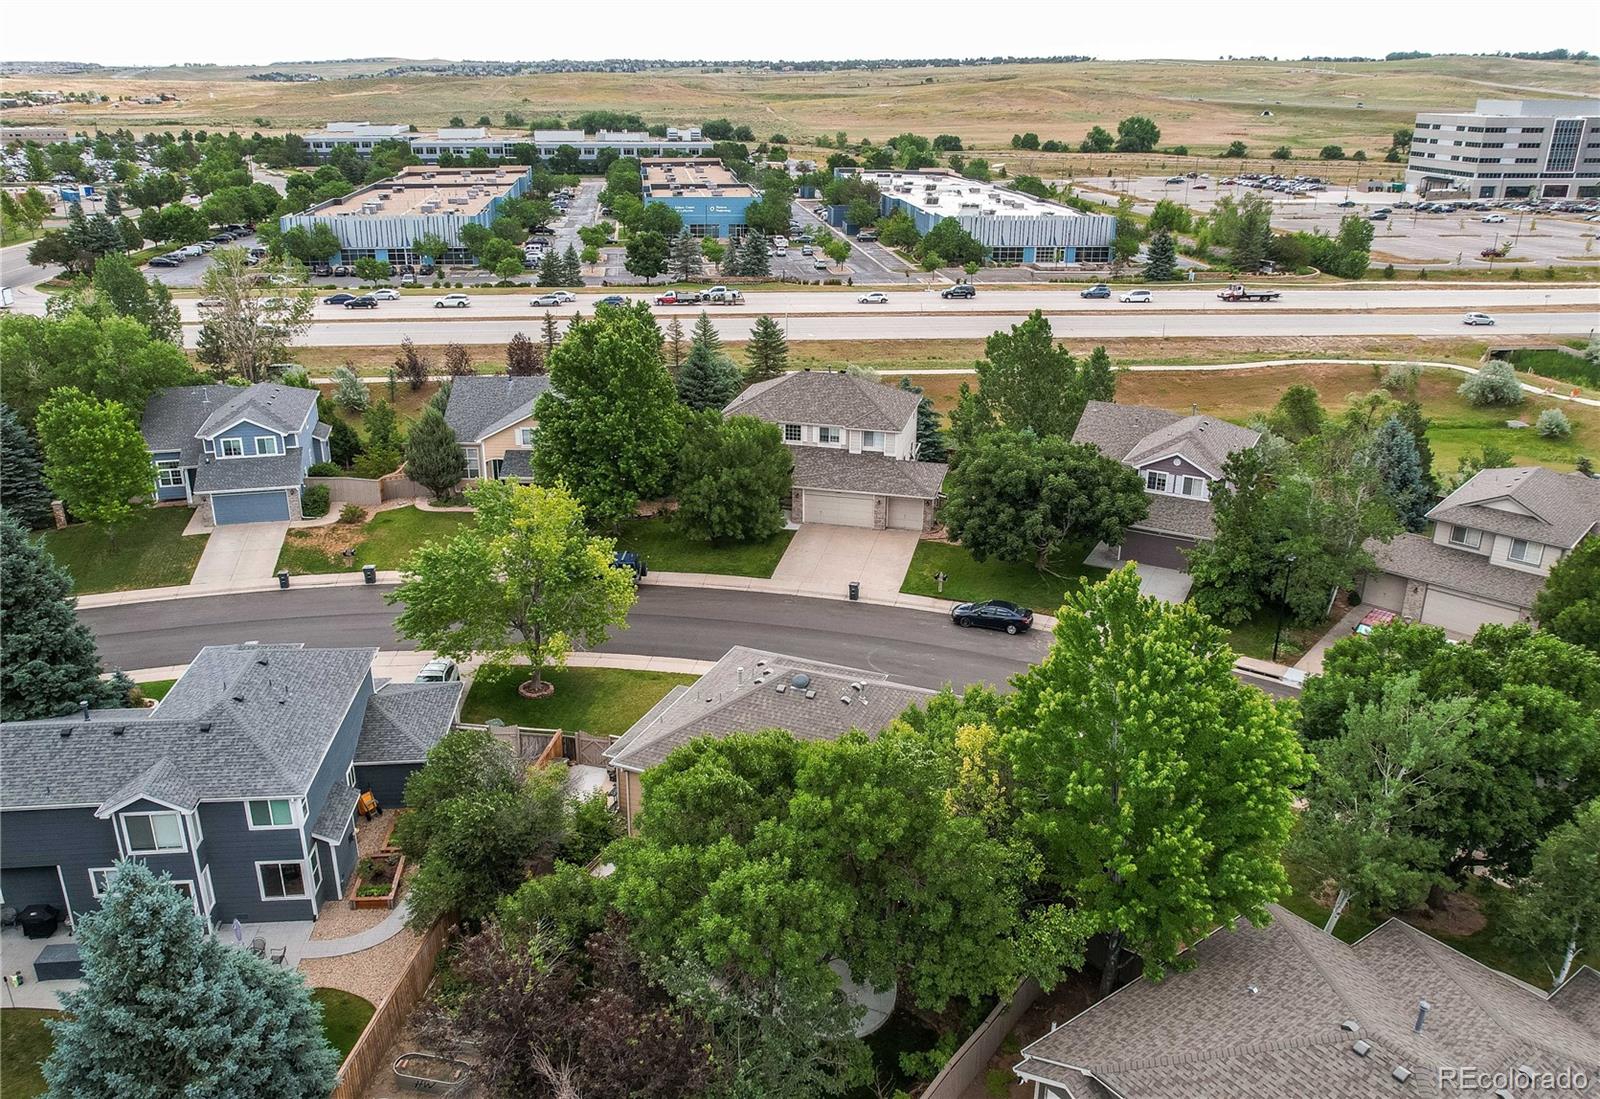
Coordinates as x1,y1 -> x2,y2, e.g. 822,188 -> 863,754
1392,1066 -> 1412,1083
1351,1040 -> 1372,1057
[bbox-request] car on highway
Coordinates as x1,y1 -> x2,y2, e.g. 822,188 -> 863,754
370,288 -> 401,301
1119,289 -> 1153,303
1335,199 -> 1356,208
857,291 -> 890,305
1463,312 -> 1496,326
434,294 -> 471,309
596,294 -> 629,307
1080,284 -> 1111,299
654,290 -> 699,305
1368,211 -> 1389,220
197,297 -> 224,311
414,658 -> 459,684
531,292 -> 571,307
1482,214 -> 1507,223
344,296 -> 379,309
323,293 -> 358,305
941,285 -> 977,299
950,599 -> 1034,635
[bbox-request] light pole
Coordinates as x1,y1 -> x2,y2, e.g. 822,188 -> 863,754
1271,554 -> 1297,663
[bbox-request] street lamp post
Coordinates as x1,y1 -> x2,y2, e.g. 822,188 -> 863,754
1271,554 -> 1298,663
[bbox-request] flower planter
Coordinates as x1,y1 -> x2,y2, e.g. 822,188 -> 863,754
349,852 -> 405,910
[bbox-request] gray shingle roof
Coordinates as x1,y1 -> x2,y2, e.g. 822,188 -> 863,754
1132,493 -> 1216,540
1018,905 -> 1600,1099
195,384 -> 317,439
1073,400 -> 1259,476
724,371 -> 921,433
141,385 -> 236,465
355,681 -> 462,764
1427,467 -> 1600,550
1365,533 -> 1546,609
1070,400 -> 1184,459
310,783 -> 360,843
606,646 -> 935,773
1,644 -> 376,811
193,452 -> 305,493
1551,968 -> 1600,1037
791,446 -> 947,499
443,375 -> 553,442
499,449 -> 534,479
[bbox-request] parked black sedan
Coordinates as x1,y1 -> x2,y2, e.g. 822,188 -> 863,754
344,296 -> 379,309
950,599 -> 1034,634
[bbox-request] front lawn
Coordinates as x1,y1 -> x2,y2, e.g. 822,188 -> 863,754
900,539 -> 1106,616
461,665 -> 698,735
613,516 -> 794,578
135,679 -> 176,702
276,506 -> 473,575
1225,606 -> 1331,664
0,1008 -> 60,1098
310,988 -> 375,1061
37,507 -> 206,594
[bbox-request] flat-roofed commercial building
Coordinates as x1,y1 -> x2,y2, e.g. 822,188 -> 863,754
640,158 -> 755,238
277,164 -> 532,265
1406,98 -> 1600,200
836,168 -> 1117,264
0,125 -> 70,145
302,121 -> 712,163
532,129 -> 711,161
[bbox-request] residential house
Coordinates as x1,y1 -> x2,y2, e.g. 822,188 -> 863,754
723,370 -> 947,529
141,383 -> 330,525
1070,400 -> 1261,569
442,374 -> 554,482
0,644 -> 460,928
605,646 -> 934,831
1015,903 -> 1600,1099
1362,467 -> 1600,635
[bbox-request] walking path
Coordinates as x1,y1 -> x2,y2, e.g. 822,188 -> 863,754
292,900 -> 412,963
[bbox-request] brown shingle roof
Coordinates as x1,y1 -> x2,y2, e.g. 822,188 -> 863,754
724,371 -> 921,433
1072,400 -> 1259,477
1132,494 -> 1216,540
790,446 -> 947,500
1365,534 -> 1546,609
1427,467 -> 1600,550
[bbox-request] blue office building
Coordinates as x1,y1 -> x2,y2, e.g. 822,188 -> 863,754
641,158 -> 755,239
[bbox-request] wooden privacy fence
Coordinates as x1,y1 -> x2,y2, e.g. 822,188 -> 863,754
327,915 -> 450,1099
461,723 -> 613,769
305,469 -> 433,508
918,978 -> 1040,1099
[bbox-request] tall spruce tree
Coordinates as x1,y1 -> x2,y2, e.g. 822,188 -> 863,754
561,244 -> 583,286
536,250 -> 563,287
1371,414 -> 1432,532
1,402 -> 53,528
541,310 -> 561,354
669,228 -> 703,280
676,312 -> 742,411
743,315 -> 789,383
665,316 -> 687,373
1142,229 -> 1178,281
898,376 -> 948,462
404,407 -> 468,501
736,231 -> 770,278
1,513 -> 132,720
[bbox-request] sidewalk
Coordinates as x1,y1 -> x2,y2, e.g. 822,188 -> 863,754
121,649 -> 718,684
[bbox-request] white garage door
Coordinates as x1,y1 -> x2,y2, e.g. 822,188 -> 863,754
886,496 -> 925,530
1420,588 -> 1522,635
804,490 -> 875,528
1362,572 -> 1407,613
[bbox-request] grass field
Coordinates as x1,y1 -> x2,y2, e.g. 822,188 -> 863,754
613,516 -> 793,577
0,1009 -> 59,1099
37,508 -> 205,594
461,665 -> 698,734
277,506 -> 472,574
900,539 -> 1106,614
135,679 -> 176,702
310,989 -> 375,1061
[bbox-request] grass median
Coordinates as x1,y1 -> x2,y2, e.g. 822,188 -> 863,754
461,665 -> 698,735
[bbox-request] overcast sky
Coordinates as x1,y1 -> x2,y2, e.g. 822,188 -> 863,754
5,0 -> 1596,65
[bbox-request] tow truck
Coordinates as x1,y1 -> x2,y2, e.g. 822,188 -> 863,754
699,286 -> 745,305
654,290 -> 700,305
1216,283 -> 1282,302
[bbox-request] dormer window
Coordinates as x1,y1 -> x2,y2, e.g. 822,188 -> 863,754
122,811 -> 185,854
516,427 -> 536,446
254,437 -> 280,456
1449,526 -> 1482,550
219,438 -> 244,458
819,426 -> 842,445
783,423 -> 802,442
1508,539 -> 1543,566
1145,470 -> 1169,492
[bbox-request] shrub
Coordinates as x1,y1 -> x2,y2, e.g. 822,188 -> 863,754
1381,363 -> 1421,393
1457,361 -> 1525,407
1382,263 -> 1396,279
1536,408 -> 1573,439
300,484 -> 331,518
307,461 -> 342,477
339,503 -> 366,524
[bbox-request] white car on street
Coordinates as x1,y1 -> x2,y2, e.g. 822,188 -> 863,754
1463,312 -> 1496,326
414,658 -> 459,683
370,288 -> 401,300
1481,214 -> 1507,224
857,292 -> 890,305
434,293 -> 471,309
1120,289 -> 1153,303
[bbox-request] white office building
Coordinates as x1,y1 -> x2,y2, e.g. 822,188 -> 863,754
1405,98 -> 1600,200
302,121 -> 712,164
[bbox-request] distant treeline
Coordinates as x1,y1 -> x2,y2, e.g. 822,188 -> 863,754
1299,49 -> 1596,62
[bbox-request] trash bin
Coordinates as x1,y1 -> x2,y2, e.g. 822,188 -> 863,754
277,570 -> 289,589
362,564 -> 376,584
848,581 -> 860,601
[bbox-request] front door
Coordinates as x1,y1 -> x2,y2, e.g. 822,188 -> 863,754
490,458 -> 503,480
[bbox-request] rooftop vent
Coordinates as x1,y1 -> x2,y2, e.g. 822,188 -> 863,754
791,673 -> 810,690
1246,984 -> 1259,996
59,728 -> 72,739
804,689 -> 816,700
1351,1040 -> 1372,1058
79,700 -> 90,721
1340,1020 -> 1360,1033
231,694 -> 246,703
110,726 -> 124,737
1414,1000 -> 1432,1033
775,683 -> 788,694
198,724 -> 212,734
1392,1066 -> 1412,1084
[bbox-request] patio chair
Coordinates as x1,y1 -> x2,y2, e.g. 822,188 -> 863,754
269,946 -> 287,965
250,936 -> 267,958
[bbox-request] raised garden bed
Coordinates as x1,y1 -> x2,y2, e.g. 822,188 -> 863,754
350,851 -> 405,910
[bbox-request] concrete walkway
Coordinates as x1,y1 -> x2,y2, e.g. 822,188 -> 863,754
1293,601 -> 1374,676
189,521 -> 290,585
292,900 -> 412,963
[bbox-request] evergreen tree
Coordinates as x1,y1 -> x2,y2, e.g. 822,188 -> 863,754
541,310 -> 561,355
1395,400 -> 1439,495
665,316 -> 687,373
669,228 -> 703,280
536,250 -> 562,287
1,513 -> 132,721
43,860 -> 339,1098
736,231 -> 770,278
561,244 -> 583,286
676,334 -> 743,413
103,188 -> 122,216
328,416 -> 363,469
1142,228 -> 1178,281
743,315 -> 789,383
404,407 -> 468,501
898,376 -> 947,462
1371,414 -> 1432,532
1,402 -> 53,528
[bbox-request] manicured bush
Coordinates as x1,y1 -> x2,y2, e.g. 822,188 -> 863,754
1457,361 -> 1524,407
307,461 -> 342,477
339,503 -> 366,524
1536,408 -> 1573,439
300,484 -> 331,518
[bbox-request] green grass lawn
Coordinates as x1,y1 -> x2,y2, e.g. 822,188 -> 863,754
135,679 -> 176,702
1507,347 -> 1600,391
277,506 -> 473,575
310,988 -> 375,1061
1225,606 -> 1331,664
0,1009 -> 60,1099
900,539 -> 1106,615
462,665 -> 698,735
36,508 -> 206,595
613,517 -> 794,578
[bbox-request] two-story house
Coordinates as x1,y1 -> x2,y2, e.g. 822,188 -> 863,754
1362,466 -> 1600,635
442,374 -> 555,482
0,644 -> 460,929
141,384 -> 331,525
722,370 -> 948,530
1071,400 -> 1261,569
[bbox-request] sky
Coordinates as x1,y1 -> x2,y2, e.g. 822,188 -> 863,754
5,0 -> 1597,66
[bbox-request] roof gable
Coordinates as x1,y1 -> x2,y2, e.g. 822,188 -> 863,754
195,384 -> 317,440
723,371 -> 920,433
443,375 -> 554,442
1427,467 -> 1600,549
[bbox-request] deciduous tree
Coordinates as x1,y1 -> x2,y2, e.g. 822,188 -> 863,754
506,331 -> 544,376
0,309 -> 196,423
674,412 -> 791,542
196,248 -> 314,381
624,229 -> 668,283
35,388 -> 153,534
1534,536 -> 1600,652
1496,799 -> 1600,988
962,310 -> 1118,440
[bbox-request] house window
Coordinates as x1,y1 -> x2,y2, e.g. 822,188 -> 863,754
254,436 -> 280,456
1508,539 -> 1543,566
463,448 -> 480,479
818,426 -> 842,445
157,461 -> 184,488
862,431 -> 884,450
1449,526 -> 1482,550
309,845 -> 324,892
219,438 -> 244,458
122,811 -> 185,854
89,867 -> 117,897
1145,470 -> 1169,493
199,867 -> 215,913
247,799 -> 295,829
1178,476 -> 1205,498
257,861 -> 309,901
516,427 -> 536,446
783,423 -> 802,442
188,810 -> 203,847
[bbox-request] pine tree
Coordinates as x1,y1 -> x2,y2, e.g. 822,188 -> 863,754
737,231 -> 770,278
1142,229 -> 1178,281
43,860 -> 340,1098
665,316 -> 687,373
669,228 -> 703,281
743,315 -> 788,383
328,416 -> 363,469
676,313 -> 742,411
1,513 -> 132,721
541,310 -> 561,354
898,377 -> 948,462
404,407 -> 468,501
103,188 -> 122,216
561,244 -> 583,287
537,250 -> 562,287
1,402 -> 54,528
1371,414 -> 1432,532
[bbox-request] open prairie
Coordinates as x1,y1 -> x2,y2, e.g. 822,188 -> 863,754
3,55 -> 1595,156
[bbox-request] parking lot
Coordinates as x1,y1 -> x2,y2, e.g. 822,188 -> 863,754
1082,175 -> 1600,269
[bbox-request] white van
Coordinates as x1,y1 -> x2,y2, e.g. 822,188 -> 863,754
177,245 -> 205,258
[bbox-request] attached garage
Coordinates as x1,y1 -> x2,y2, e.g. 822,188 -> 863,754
1118,531 -> 1196,571
803,489 -> 875,528
1420,588 -> 1523,634
210,489 -> 291,525
886,496 -> 926,530
1361,572 -> 1407,613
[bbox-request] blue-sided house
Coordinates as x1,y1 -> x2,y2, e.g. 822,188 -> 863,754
141,383 -> 331,525
0,644 -> 461,928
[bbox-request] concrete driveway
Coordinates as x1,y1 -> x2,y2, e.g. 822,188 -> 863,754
772,525 -> 922,600
190,522 -> 290,586
1085,543 -> 1194,603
